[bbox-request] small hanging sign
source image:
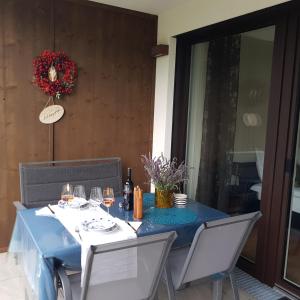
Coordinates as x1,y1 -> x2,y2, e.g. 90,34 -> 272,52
39,104 -> 64,124
33,50 -> 78,124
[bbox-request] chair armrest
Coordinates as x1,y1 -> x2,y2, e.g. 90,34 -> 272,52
13,201 -> 26,210
57,266 -> 73,300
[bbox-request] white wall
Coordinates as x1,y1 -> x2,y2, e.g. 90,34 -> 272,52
152,0 -> 290,159
185,43 -> 208,199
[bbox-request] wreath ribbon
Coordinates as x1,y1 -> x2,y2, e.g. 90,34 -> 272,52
43,96 -> 55,109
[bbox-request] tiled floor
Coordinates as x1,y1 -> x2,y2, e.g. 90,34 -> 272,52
0,252 -> 255,300
157,278 -> 255,300
0,253 -> 27,299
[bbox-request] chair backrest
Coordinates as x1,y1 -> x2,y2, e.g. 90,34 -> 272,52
19,158 -> 122,208
81,231 -> 177,300
174,211 -> 262,289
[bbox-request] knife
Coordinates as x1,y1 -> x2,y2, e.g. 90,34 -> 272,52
47,204 -> 55,215
126,221 -> 137,233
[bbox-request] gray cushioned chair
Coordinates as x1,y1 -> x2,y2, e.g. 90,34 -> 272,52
17,157 -> 122,209
164,211 -> 262,300
58,231 -> 177,300
13,157 -> 123,298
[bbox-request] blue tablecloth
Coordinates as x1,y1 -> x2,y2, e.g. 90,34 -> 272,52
9,193 -> 227,300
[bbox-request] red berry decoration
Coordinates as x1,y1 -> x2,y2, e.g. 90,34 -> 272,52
33,50 -> 78,99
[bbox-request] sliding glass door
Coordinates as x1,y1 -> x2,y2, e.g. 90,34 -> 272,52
185,26 -> 275,263
171,2 -> 300,296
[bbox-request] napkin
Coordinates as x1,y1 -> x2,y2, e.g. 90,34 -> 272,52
79,214 -> 137,285
35,206 -> 56,217
51,205 -> 137,285
128,221 -> 142,231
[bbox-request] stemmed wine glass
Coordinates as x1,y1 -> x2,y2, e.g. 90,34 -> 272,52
73,185 -> 86,200
61,183 -> 74,203
89,187 -> 103,209
102,187 -> 115,214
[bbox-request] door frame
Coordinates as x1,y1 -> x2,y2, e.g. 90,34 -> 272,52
171,0 -> 300,294
269,11 -> 300,297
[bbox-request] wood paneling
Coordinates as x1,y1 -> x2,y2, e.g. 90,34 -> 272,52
0,0 -> 157,250
0,0 -> 52,250
53,0 -> 156,189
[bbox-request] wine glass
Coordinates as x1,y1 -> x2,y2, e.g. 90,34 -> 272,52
73,185 -> 86,200
61,183 -> 74,203
89,187 -> 103,209
102,187 -> 115,214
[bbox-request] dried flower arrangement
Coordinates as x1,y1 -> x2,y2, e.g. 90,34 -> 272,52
141,153 -> 189,192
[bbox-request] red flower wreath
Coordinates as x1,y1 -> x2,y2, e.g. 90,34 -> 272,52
33,50 -> 78,99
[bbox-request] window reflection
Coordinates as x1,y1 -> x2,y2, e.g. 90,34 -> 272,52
185,26 -> 275,262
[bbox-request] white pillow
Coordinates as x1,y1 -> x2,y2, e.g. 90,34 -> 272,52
255,150 -> 264,181
250,183 -> 262,200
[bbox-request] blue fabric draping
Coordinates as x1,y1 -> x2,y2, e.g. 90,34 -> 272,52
9,193 -> 227,300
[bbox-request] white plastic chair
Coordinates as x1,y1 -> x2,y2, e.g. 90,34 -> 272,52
58,231 -> 177,300
164,211 -> 262,300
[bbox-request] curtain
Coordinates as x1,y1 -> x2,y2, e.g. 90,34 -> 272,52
195,35 -> 241,211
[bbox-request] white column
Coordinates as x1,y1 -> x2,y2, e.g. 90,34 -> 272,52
152,37 -> 177,159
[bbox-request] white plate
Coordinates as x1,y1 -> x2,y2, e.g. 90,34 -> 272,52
174,201 -> 187,205
174,193 -> 188,199
67,198 -> 88,209
174,199 -> 188,202
174,196 -> 188,206
81,217 -> 117,232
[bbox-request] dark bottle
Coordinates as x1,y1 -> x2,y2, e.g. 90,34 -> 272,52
123,168 -> 134,211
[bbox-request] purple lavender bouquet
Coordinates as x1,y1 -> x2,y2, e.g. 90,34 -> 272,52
141,153 -> 189,191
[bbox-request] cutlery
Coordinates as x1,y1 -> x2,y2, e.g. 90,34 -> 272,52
79,202 -> 89,210
126,221 -> 138,234
47,204 -> 55,215
75,226 -> 82,241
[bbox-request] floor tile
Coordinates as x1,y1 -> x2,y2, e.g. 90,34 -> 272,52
0,252 -> 265,300
0,253 -> 23,281
0,276 -> 27,300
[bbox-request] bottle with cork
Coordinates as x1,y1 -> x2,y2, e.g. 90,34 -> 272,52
134,186 -> 143,219
123,168 -> 134,211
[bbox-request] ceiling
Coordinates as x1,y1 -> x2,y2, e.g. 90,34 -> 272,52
88,0 -> 185,15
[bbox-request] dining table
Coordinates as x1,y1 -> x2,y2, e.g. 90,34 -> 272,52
9,193 -> 227,300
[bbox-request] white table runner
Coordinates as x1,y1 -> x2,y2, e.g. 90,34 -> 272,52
36,205 -> 137,285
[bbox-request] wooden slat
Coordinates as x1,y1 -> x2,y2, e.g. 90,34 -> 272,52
0,0 -> 157,250
53,0 -> 156,190
0,0 -> 53,250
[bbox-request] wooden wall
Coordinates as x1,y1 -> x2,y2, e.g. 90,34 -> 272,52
0,0 -> 157,250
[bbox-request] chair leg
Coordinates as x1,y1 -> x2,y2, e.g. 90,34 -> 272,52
164,266 -> 176,300
229,273 -> 240,300
177,282 -> 190,290
212,279 -> 223,300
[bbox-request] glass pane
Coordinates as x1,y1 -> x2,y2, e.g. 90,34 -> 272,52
185,26 -> 275,262
284,118 -> 300,287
